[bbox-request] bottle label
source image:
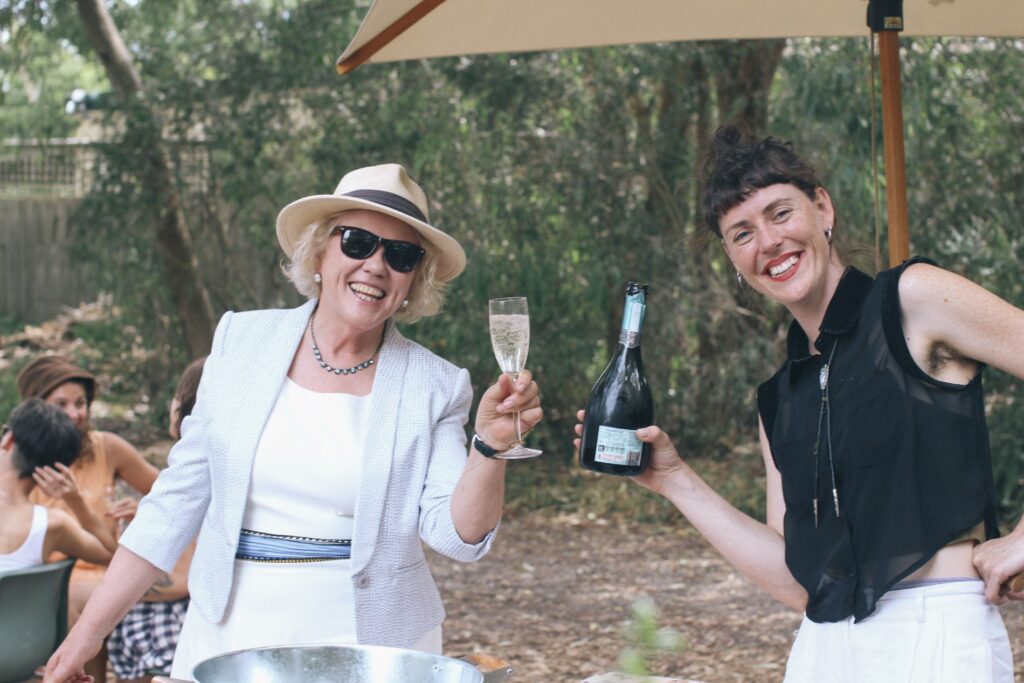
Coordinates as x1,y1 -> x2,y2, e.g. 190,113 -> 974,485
594,425 -> 643,466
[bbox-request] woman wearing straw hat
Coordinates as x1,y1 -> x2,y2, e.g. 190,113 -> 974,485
44,164 -> 543,682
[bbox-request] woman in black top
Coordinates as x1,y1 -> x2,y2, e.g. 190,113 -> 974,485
575,126 -> 1020,681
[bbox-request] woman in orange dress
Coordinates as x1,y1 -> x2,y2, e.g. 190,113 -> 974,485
17,355 -> 160,680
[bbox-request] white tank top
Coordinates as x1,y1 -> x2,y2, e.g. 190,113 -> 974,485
241,378 -> 369,540
0,505 -> 48,571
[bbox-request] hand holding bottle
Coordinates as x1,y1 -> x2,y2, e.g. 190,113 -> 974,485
632,425 -> 688,494
574,412 -> 685,492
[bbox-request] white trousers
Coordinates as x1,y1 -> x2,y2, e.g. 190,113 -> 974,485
784,580 -> 1013,683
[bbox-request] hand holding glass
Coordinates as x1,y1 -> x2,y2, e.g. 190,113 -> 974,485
487,297 -> 542,459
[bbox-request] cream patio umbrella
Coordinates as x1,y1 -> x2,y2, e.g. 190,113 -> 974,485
335,0 -> 1024,267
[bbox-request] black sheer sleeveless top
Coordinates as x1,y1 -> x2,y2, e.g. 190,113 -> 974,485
757,258 -> 999,623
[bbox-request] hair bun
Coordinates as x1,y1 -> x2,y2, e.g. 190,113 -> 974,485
714,124 -> 744,148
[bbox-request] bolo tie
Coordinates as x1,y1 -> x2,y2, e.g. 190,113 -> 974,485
813,339 -> 841,528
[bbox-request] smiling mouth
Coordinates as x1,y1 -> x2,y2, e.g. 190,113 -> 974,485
766,254 -> 800,278
349,283 -> 386,302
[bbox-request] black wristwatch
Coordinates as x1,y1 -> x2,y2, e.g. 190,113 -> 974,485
472,433 -> 502,459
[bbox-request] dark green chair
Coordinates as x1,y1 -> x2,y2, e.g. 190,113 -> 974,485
0,558 -> 76,683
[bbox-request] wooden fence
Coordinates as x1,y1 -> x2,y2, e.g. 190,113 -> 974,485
0,141 -> 98,323
1,139 -> 212,324
0,197 -> 95,323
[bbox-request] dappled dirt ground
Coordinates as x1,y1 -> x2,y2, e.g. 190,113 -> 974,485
431,510 -> 1024,682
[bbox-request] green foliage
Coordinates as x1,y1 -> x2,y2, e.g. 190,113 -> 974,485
5,2 -> 1024,521
0,358 -> 24,422
0,6 -> 104,138
0,313 -> 25,336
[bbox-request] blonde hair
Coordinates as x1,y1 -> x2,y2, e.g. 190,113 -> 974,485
283,211 -> 447,324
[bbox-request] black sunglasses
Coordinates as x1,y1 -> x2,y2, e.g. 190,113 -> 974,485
332,226 -> 426,273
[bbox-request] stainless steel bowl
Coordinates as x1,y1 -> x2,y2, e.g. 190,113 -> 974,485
167,644 -> 512,682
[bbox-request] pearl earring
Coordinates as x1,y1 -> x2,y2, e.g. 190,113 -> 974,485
736,272 -> 745,286
314,273 -> 322,284
825,226 -> 833,244
401,299 -> 409,309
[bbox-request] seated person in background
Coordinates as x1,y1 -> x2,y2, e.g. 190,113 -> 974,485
18,354 -> 161,681
0,398 -> 118,572
107,357 -> 206,683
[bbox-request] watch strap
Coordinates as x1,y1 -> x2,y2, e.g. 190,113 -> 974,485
472,433 -> 502,459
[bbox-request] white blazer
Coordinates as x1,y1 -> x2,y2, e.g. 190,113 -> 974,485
119,300 -> 495,647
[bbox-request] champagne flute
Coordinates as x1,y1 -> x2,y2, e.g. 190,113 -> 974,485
488,297 -> 542,459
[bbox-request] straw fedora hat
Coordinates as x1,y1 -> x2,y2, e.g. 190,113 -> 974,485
276,164 -> 466,283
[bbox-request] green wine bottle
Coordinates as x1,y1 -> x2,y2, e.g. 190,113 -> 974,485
579,282 -> 653,476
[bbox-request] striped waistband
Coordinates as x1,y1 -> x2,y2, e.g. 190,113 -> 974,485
235,529 -> 351,563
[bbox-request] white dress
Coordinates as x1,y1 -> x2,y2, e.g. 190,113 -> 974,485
171,379 -> 441,679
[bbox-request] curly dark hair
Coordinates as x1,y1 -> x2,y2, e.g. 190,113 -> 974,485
700,125 -> 826,238
6,398 -> 82,479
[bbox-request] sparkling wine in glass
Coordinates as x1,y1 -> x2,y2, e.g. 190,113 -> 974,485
488,297 -> 542,459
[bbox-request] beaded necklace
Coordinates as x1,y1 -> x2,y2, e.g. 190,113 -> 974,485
309,314 -> 384,376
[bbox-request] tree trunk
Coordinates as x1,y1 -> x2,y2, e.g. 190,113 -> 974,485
691,41 -> 789,364
74,0 -> 216,358
710,39 -> 786,135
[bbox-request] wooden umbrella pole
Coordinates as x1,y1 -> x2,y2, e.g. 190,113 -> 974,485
877,30 -> 910,267
337,0 -> 450,74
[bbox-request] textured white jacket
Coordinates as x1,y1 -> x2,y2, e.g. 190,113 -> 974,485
119,299 -> 495,647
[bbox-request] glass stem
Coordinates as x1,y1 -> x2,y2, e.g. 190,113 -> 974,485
507,371 -> 523,444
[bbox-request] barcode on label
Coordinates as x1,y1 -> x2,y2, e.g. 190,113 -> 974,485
594,425 -> 642,466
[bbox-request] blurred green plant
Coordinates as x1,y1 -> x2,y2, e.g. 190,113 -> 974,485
0,314 -> 25,337
618,596 -> 685,677
0,361 -> 23,422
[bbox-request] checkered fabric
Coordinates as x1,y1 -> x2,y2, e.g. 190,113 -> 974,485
107,598 -> 189,678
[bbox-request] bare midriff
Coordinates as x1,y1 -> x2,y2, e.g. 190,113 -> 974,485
906,539 -> 980,582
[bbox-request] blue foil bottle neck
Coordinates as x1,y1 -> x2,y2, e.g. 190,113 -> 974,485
619,285 -> 648,347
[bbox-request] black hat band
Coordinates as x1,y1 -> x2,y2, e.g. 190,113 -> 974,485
343,189 -> 427,223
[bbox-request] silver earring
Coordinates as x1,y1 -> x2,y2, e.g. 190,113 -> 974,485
825,226 -> 833,244
736,272 -> 745,286
313,273 -> 322,284
401,299 -> 409,309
